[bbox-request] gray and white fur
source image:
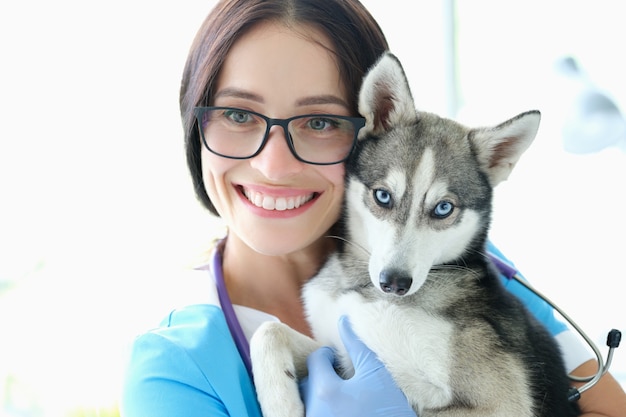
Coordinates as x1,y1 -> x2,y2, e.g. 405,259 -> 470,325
250,52 -> 580,417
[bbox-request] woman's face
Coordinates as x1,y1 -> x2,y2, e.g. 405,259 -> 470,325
201,21 -> 349,256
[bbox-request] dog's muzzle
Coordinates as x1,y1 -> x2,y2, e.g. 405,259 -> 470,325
379,269 -> 413,296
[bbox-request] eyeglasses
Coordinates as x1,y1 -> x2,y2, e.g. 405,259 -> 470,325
194,106 -> 366,165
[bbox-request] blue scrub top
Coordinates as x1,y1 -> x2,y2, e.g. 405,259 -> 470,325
121,304 -> 263,417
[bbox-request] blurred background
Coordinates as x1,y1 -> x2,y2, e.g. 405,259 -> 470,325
1,1 -> 624,415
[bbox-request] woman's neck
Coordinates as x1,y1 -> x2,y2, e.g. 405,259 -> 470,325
220,233 -> 335,336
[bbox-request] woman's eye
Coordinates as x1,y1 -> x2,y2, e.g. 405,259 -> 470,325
307,117 -> 335,131
433,200 -> 454,218
374,189 -> 392,207
224,110 -> 252,124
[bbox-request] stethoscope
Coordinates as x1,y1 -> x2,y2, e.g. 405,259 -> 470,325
488,252 -> 622,402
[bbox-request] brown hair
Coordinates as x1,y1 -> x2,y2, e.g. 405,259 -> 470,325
180,0 -> 389,215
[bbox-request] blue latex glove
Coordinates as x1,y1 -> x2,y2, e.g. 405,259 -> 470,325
299,316 -> 417,417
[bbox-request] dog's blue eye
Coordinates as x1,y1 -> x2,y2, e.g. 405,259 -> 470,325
374,189 -> 392,207
433,200 -> 454,218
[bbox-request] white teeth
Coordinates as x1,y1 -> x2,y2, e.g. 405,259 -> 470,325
242,188 -> 314,211
275,198 -> 287,211
262,196 -> 275,210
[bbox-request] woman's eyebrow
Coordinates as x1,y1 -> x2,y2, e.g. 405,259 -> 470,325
296,94 -> 349,108
213,87 -> 264,103
214,89 -> 348,109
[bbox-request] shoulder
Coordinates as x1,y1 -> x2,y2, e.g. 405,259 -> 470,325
124,304 -> 231,391
156,304 -> 232,350
122,304 -> 261,417
137,305 -> 248,382
127,304 -> 243,384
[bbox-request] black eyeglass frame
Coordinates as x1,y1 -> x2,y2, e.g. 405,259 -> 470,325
193,106 -> 366,165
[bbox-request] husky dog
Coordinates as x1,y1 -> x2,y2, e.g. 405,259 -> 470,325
250,52 -> 580,417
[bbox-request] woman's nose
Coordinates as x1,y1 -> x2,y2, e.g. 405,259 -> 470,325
249,126 -> 304,179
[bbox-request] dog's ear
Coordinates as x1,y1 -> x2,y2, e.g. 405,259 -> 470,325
358,52 -> 418,138
470,110 -> 541,186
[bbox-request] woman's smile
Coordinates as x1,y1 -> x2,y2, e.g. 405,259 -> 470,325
240,185 -> 318,211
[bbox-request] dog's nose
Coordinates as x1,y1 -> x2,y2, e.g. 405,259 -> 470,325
379,270 -> 413,296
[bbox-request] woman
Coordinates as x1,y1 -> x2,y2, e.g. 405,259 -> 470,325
121,1 -> 626,416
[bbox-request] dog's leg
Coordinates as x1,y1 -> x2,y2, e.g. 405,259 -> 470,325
250,321 -> 321,417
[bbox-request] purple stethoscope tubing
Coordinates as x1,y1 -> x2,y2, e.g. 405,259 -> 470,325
213,242 -> 254,377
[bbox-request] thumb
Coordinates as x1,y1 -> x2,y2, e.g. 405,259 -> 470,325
306,346 -> 341,384
338,316 -> 381,371
301,346 -> 341,407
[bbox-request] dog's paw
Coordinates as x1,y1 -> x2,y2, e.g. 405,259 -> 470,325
250,322 -> 306,417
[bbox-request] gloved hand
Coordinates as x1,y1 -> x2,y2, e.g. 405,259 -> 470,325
299,316 -> 417,417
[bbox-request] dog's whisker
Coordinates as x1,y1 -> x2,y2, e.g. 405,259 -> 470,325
431,263 -> 482,279
324,235 -> 371,257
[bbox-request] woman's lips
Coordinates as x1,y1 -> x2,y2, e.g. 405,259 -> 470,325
240,186 -> 318,211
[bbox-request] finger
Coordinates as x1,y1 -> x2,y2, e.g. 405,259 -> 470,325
338,316 -> 367,361
306,346 -> 340,384
338,315 -> 381,370
338,315 -> 361,349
